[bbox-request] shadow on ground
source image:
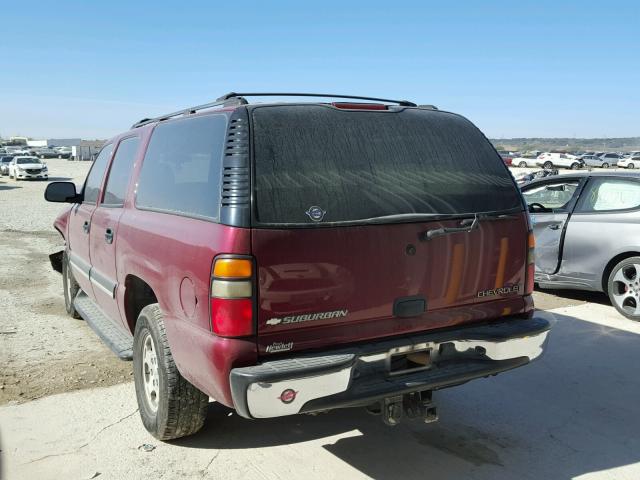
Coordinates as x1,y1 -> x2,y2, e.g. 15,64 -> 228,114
0,184 -> 21,191
177,312 -> 640,479
537,287 -> 611,305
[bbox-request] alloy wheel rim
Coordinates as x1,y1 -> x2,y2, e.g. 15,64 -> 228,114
142,332 -> 160,413
611,264 -> 640,317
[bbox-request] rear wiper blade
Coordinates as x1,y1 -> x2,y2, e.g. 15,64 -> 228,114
359,213 -> 452,224
418,212 -> 518,241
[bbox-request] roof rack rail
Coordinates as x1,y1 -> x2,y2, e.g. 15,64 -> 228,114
130,96 -> 247,129
131,92 -> 417,129
216,92 -> 417,107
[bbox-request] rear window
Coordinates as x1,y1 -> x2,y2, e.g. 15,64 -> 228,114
251,105 -> 521,224
136,114 -> 226,220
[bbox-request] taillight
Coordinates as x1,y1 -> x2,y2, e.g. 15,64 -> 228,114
525,231 -> 536,295
331,102 -> 388,110
210,256 -> 254,337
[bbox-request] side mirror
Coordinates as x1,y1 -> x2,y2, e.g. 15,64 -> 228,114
45,181 -> 81,203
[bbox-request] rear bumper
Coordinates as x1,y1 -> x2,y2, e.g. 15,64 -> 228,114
230,314 -> 551,419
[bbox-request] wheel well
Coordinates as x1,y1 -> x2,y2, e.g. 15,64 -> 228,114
124,275 -> 158,334
602,252 -> 640,293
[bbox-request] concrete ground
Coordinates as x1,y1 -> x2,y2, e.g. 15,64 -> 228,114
2,301 -> 639,480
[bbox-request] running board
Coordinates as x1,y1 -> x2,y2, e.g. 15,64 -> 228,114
74,292 -> 133,360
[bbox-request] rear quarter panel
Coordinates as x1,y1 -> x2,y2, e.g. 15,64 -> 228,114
560,210 -> 640,290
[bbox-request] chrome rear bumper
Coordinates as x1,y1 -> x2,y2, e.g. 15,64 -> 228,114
230,314 -> 551,419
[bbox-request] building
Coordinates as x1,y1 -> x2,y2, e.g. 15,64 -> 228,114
47,138 -> 82,147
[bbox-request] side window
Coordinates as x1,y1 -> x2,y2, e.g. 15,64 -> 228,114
522,181 -> 580,211
83,144 -> 114,204
576,178 -> 640,213
102,137 -> 140,207
136,114 -> 226,220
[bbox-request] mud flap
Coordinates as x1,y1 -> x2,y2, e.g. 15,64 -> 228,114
49,250 -> 63,274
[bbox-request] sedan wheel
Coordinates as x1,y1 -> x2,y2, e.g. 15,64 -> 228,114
518,161 -> 527,168
602,163 -> 609,168
628,163 -> 635,169
608,257 -> 640,321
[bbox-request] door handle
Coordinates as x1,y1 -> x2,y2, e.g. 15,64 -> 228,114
105,228 -> 114,244
548,223 -> 561,230
83,221 -> 90,234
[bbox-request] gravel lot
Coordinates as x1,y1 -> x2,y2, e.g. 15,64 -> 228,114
0,161 -> 612,405
0,159 -> 131,405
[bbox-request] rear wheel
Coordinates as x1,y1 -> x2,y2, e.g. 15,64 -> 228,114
62,250 -> 82,319
570,162 -> 580,170
133,304 -> 209,440
602,163 -> 609,168
608,257 -> 640,321
518,161 -> 527,168
543,161 -> 553,169
628,163 -> 635,169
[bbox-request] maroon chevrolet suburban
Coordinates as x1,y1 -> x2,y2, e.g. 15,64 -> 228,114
45,92 -> 550,440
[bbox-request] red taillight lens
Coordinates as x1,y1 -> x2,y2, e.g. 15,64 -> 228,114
331,102 -> 387,110
525,231 -> 536,295
210,256 -> 254,337
211,298 -> 254,336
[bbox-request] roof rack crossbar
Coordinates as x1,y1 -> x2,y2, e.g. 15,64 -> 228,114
216,92 -> 417,107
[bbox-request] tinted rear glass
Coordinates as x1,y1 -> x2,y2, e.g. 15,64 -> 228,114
252,105 -> 521,224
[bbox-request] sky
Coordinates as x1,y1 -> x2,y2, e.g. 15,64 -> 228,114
0,0 -> 638,140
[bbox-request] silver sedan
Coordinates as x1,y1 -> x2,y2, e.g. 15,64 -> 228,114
522,171 -> 640,320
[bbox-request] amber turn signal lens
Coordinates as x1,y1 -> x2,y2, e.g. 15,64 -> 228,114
528,232 -> 536,248
213,258 -> 252,278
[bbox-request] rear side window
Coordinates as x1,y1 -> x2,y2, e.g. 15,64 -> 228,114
84,144 -> 114,204
251,105 -> 522,224
102,137 -> 140,207
577,178 -> 640,212
136,115 -> 226,220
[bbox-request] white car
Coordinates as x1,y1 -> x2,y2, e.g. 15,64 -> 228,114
536,152 -> 582,170
512,156 -> 539,168
617,155 -> 640,169
8,156 -> 49,180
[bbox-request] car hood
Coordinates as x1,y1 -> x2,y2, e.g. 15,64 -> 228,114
15,163 -> 44,169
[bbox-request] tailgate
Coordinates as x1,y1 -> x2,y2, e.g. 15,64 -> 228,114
253,214 -> 528,355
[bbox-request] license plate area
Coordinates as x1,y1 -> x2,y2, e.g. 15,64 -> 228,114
387,342 -> 434,376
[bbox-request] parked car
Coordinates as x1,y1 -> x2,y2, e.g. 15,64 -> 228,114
536,152 -> 583,170
578,154 -> 612,168
53,146 -> 73,159
44,92 -> 550,440
512,155 -> 539,168
522,171 -> 640,320
617,154 -> 640,169
36,147 -> 60,159
0,155 -> 14,175
598,153 -> 621,166
497,150 -> 513,166
8,156 -> 49,180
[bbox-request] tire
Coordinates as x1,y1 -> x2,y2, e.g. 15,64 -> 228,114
570,163 -> 580,170
58,154 -> 63,158
62,250 -> 82,319
602,163 -> 609,168
518,161 -> 527,168
543,161 -> 553,169
628,163 -> 635,169
134,304 -> 209,440
607,256 -> 640,321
